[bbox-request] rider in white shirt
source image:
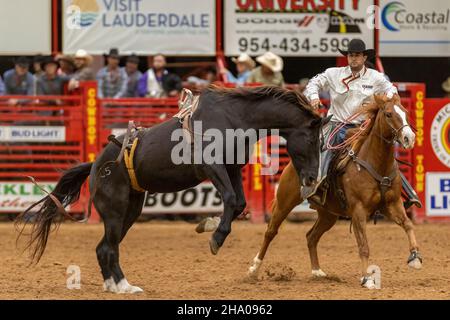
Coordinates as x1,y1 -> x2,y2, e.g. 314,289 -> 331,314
303,38 -> 421,209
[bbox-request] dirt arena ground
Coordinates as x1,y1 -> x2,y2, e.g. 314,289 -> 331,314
0,220 -> 449,300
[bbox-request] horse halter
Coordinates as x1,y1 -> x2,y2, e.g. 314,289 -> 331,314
377,103 -> 410,145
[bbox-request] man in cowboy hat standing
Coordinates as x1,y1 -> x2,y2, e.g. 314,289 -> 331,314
97,48 -> 128,98
303,38 -> 421,209
122,53 -> 142,97
3,57 -> 34,105
247,51 -> 284,87
220,53 -> 255,85
68,49 -> 95,91
36,56 -> 69,96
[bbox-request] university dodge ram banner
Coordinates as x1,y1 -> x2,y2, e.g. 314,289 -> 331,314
63,0 -> 215,55
225,0 -> 374,56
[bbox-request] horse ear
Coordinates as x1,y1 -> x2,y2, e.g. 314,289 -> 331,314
312,115 -> 332,127
321,115 -> 333,126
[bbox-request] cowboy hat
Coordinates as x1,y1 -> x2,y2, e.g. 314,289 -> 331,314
74,49 -> 93,64
256,51 -> 283,73
106,48 -> 120,59
13,56 -> 30,68
231,53 -> 255,69
55,54 -> 76,68
126,53 -> 140,64
442,77 -> 450,93
338,38 -> 375,57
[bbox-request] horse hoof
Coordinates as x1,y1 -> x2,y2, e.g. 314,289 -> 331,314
247,254 -> 262,278
196,217 -> 221,233
103,277 -> 144,294
103,277 -> 118,292
361,276 -> 377,289
209,238 -> 220,255
311,269 -> 327,277
408,258 -> 422,270
407,251 -> 423,270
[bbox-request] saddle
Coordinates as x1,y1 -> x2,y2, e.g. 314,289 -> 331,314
107,121 -> 146,192
173,88 -> 200,145
315,148 -> 350,210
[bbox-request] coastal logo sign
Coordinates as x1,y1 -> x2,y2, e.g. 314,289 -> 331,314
382,1 -> 450,32
381,1 -> 404,31
430,103 -> 450,169
66,0 -> 100,29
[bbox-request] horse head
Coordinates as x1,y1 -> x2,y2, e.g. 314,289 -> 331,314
374,94 -> 415,149
286,114 -> 332,187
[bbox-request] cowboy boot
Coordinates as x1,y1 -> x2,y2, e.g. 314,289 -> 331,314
400,172 -> 422,209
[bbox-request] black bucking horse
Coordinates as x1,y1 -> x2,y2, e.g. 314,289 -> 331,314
16,85 -> 330,293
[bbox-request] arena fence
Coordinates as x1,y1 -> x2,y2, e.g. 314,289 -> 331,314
1,82 -> 448,223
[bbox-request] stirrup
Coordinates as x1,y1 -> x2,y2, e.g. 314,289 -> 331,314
404,198 -> 422,209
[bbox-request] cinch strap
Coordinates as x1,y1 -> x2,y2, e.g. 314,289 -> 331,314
124,138 -> 146,192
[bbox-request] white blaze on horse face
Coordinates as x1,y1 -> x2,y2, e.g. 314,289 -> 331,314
394,105 -> 415,149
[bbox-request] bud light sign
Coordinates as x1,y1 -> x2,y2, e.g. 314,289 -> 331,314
426,172 -> 450,217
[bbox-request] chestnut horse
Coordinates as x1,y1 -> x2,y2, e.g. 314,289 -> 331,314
247,94 -> 423,289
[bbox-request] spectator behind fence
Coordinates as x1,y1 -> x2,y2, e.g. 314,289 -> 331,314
187,66 -> 217,90
220,53 -> 255,85
55,53 -> 76,77
247,51 -> 284,87
0,75 -> 4,95
138,54 -> 182,98
97,48 -> 128,98
36,56 -> 70,97
68,49 -> 95,91
32,55 -> 45,78
442,77 -> 450,98
123,53 -> 142,97
3,57 -> 34,105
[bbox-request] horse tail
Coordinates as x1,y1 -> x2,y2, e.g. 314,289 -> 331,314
15,162 -> 93,264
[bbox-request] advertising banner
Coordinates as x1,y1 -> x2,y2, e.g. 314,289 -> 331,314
0,126 -> 66,143
225,0 -> 375,56
0,182 -> 55,212
379,0 -> 450,56
142,183 -> 223,214
0,0 -> 51,54
63,0 -> 216,55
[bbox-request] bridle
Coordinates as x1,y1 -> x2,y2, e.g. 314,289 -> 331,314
376,102 -> 412,146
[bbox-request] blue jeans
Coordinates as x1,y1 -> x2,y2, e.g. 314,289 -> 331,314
319,122 -> 358,179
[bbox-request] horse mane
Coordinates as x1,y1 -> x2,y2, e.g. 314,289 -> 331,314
346,98 -> 382,152
204,84 -> 317,116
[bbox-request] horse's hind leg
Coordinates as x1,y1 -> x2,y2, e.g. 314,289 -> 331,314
306,209 -> 337,277
385,199 -> 422,270
200,164 -> 238,255
94,175 -> 144,293
248,162 -> 302,278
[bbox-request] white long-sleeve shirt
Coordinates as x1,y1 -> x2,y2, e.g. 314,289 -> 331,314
304,66 -> 398,123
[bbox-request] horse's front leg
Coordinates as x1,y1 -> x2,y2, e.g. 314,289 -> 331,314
200,164 -> 237,255
385,199 -> 422,270
351,203 -> 377,289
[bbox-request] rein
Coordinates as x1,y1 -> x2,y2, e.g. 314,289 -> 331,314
326,111 -> 371,150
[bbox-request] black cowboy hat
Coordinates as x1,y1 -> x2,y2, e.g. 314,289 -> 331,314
33,54 -> 45,64
338,39 -> 375,57
41,56 -> 60,69
14,56 -> 30,68
107,48 -> 120,59
126,53 -> 139,64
